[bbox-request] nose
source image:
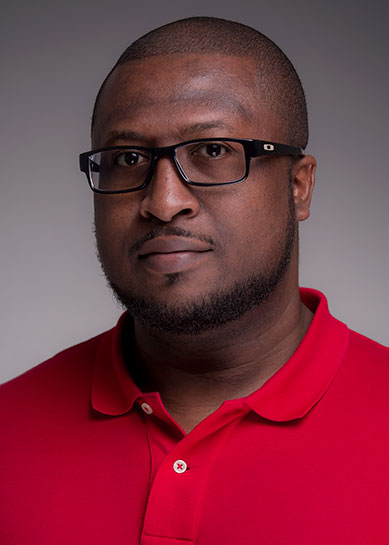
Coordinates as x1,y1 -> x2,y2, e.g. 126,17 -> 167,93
139,157 -> 201,223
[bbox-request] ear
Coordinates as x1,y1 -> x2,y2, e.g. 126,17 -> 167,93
291,155 -> 316,222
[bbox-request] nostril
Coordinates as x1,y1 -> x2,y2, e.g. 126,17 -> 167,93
181,207 -> 194,215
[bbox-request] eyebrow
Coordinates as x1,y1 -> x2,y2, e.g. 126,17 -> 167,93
104,130 -> 147,146
103,120 -> 234,147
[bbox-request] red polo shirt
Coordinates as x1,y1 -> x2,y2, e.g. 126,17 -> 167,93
1,288 -> 388,544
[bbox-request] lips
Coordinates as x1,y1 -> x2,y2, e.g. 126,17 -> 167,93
139,236 -> 212,256
138,236 -> 212,274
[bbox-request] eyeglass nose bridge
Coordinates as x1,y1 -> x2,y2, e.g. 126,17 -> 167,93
142,143 -> 189,188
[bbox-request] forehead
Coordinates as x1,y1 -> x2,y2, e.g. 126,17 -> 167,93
93,54 -> 283,146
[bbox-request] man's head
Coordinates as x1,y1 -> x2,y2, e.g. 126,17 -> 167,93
89,17 -> 316,334
92,17 -> 308,148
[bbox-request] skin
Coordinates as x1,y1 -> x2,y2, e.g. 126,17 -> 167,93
93,54 -> 316,433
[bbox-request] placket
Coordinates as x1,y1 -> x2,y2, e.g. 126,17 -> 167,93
140,400 -> 250,545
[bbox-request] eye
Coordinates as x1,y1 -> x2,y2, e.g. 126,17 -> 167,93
193,142 -> 230,158
113,150 -> 150,167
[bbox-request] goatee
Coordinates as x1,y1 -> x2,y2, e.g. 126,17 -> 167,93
99,182 -> 296,335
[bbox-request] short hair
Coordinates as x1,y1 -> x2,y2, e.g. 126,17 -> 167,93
91,17 -> 308,148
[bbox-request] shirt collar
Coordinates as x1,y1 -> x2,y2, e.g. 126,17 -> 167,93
91,313 -> 141,416
244,288 -> 349,421
91,288 -> 349,421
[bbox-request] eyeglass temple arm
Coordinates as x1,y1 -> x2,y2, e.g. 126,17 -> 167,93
79,153 -> 89,174
250,141 -> 304,157
79,153 -> 100,174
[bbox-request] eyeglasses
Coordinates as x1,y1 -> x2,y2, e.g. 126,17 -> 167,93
79,138 -> 303,194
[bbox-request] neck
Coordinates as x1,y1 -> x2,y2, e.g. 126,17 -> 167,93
125,280 -> 313,433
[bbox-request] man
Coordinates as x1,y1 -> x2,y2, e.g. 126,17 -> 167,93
0,16 -> 388,545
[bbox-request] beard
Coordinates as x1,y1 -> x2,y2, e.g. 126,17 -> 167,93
99,179 -> 296,335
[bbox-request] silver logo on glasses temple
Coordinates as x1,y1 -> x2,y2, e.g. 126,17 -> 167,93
263,144 -> 275,151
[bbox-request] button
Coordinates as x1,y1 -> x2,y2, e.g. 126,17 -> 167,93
140,402 -> 153,415
173,460 -> 187,474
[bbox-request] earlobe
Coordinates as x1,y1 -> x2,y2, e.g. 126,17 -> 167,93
292,155 -> 316,222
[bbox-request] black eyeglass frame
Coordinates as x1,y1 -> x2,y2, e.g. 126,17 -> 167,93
79,138 -> 304,194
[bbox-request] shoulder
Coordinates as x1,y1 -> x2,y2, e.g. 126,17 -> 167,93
0,330 -> 110,409
346,329 -> 388,364
347,329 -> 389,389
335,328 -> 389,407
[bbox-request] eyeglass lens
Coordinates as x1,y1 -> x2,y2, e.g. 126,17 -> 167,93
88,140 -> 246,191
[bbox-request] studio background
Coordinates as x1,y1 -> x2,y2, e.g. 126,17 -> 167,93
1,0 -> 388,383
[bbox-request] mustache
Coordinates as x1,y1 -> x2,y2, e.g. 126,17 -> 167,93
130,226 -> 216,254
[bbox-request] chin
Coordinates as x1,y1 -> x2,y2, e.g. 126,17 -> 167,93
107,262 -> 292,335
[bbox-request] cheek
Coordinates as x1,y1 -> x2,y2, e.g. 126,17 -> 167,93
93,196 -> 135,270
213,174 -> 291,268
219,181 -> 287,239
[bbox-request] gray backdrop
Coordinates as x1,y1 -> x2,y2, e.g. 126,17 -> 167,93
1,0 -> 388,383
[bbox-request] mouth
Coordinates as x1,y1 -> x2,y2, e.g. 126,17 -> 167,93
138,236 -> 213,274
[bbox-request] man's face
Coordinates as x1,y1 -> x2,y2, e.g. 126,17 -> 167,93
92,54 -> 300,333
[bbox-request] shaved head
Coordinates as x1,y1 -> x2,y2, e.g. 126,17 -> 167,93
91,17 -> 308,148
